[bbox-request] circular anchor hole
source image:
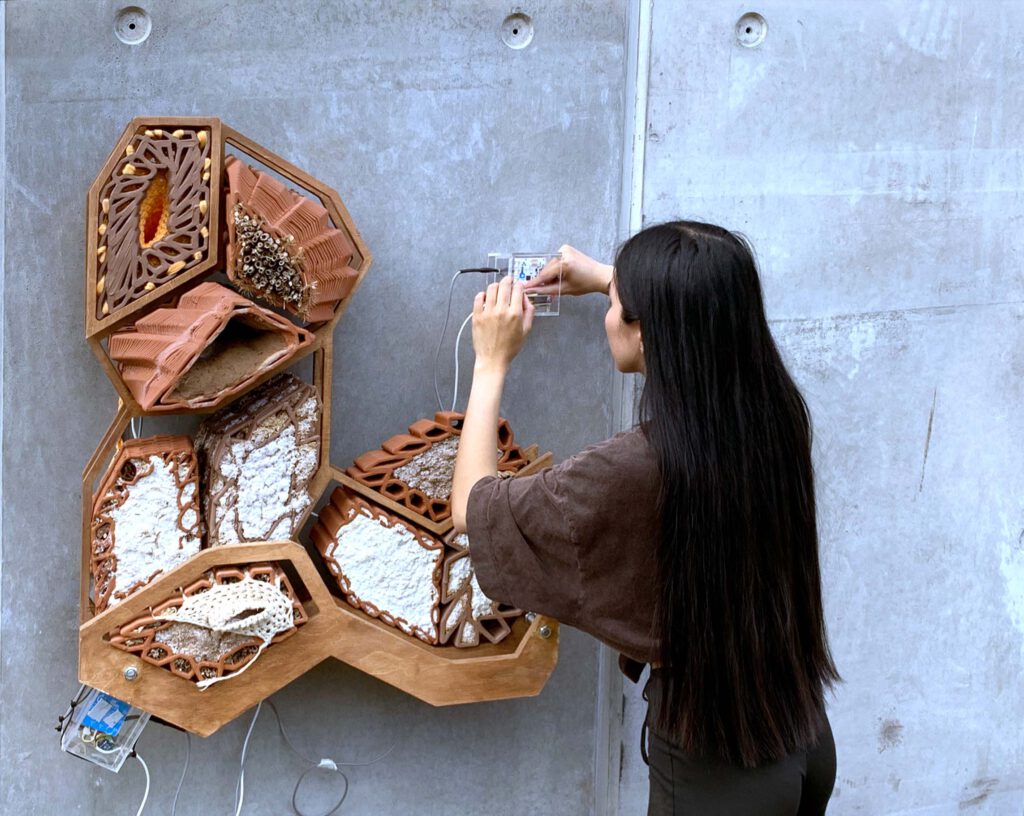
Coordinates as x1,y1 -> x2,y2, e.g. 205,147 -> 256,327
735,12 -> 767,48
115,6 -> 152,45
501,11 -> 534,50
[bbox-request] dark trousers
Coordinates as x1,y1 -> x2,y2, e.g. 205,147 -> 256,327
643,675 -> 836,815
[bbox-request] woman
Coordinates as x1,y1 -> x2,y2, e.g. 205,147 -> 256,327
451,221 -> 839,815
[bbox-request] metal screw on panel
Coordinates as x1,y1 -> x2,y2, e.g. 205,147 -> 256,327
123,665 -> 140,682
539,624 -> 552,639
735,12 -> 767,48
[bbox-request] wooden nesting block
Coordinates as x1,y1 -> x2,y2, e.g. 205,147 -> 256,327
345,411 -> 527,530
310,487 -> 445,644
94,125 -> 215,321
107,562 -> 307,685
91,435 -> 202,613
225,155 -> 359,323
107,282 -> 314,412
438,531 -> 524,648
196,373 -> 322,547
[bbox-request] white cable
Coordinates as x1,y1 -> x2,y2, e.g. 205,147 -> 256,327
451,311 -> 474,412
234,702 -> 262,816
133,752 -> 151,816
433,270 -> 463,411
170,732 -> 190,816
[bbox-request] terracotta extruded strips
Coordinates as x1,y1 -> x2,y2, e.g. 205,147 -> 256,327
95,126 -> 213,320
345,411 -> 527,530
107,281 -> 313,412
91,435 -> 202,613
225,155 -> 359,323
107,562 -> 307,685
439,532 -> 524,648
197,372 -> 322,547
310,487 -> 445,644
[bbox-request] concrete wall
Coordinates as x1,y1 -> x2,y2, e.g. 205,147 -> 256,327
1,2 -> 628,813
5,1 -> 1023,814
618,1 -> 1024,813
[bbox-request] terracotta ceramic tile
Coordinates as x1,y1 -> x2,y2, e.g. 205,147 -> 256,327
345,412 -> 527,526
225,155 -> 359,322
91,435 -> 202,612
95,126 -> 214,320
438,531 -> 524,648
107,281 -> 313,411
196,373 -> 322,547
310,487 -> 445,645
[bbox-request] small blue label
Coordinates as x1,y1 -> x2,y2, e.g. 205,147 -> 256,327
81,692 -> 130,736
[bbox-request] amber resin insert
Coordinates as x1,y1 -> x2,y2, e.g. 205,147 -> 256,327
91,435 -> 202,613
95,126 -> 213,319
106,282 -> 313,412
225,155 -> 358,322
107,563 -> 308,686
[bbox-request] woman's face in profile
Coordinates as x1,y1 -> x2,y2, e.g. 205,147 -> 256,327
605,274 -> 645,374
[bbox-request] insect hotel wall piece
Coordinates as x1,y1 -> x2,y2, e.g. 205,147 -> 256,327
345,411 -> 528,533
106,282 -> 314,412
196,372 -> 322,547
225,156 -> 359,323
80,118 -> 557,736
90,435 -> 202,613
107,563 -> 307,688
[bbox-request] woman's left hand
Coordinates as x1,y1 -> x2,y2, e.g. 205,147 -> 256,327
472,275 -> 535,372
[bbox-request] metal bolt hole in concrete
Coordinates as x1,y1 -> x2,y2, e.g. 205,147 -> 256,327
114,6 -> 151,45
735,12 -> 767,48
501,11 -> 534,49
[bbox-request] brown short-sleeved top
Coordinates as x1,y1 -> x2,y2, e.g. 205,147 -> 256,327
466,427 -> 661,669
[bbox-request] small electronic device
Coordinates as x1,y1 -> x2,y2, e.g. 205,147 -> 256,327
59,685 -> 150,772
487,252 -> 562,316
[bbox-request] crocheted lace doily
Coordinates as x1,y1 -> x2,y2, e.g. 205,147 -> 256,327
156,574 -> 295,689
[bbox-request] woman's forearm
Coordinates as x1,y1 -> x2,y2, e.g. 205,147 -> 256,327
451,362 -> 507,533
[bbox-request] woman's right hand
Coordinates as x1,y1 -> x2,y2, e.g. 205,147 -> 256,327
524,244 -> 613,297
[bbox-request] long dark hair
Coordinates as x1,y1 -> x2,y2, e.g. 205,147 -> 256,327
615,221 -> 839,767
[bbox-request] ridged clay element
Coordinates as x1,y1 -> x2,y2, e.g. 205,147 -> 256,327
225,155 -> 358,322
95,126 -> 213,320
91,435 -> 202,613
107,563 -> 307,685
345,412 -> 526,525
439,532 -> 523,648
310,487 -> 444,645
107,282 -> 313,412
196,373 -> 322,547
